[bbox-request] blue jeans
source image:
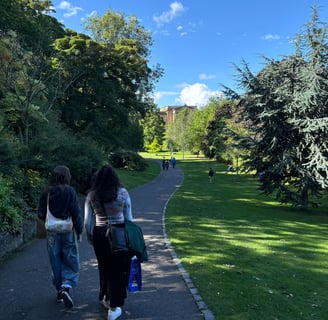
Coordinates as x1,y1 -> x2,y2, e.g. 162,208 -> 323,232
47,231 -> 80,292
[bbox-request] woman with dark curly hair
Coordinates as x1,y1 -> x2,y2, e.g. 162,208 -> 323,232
84,165 -> 133,320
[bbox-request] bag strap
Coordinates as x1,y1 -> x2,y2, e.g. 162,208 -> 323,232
102,201 -> 114,240
47,193 -> 50,212
91,199 -> 113,239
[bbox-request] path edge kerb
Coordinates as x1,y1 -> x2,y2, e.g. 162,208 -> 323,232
161,172 -> 215,320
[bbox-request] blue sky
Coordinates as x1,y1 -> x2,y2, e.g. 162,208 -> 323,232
50,0 -> 328,108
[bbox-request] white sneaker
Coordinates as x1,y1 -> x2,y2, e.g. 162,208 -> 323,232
102,297 -> 110,309
108,307 -> 122,320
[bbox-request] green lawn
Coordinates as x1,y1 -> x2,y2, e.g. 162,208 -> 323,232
122,155 -> 328,319
116,159 -> 160,190
165,160 -> 328,320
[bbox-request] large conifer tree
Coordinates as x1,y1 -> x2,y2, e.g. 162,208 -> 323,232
236,7 -> 328,208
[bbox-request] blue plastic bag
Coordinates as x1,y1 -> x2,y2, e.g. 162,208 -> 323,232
128,256 -> 142,292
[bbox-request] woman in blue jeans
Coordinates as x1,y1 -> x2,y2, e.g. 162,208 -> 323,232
38,165 -> 83,308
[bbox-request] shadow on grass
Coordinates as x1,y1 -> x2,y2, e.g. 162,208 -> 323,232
166,161 -> 328,320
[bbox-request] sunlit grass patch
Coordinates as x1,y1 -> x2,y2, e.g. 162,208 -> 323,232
117,159 -> 160,190
166,160 -> 328,320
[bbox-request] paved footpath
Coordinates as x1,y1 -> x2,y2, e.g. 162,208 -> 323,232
0,164 -> 214,320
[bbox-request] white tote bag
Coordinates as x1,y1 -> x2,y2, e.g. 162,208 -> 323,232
45,194 -> 73,233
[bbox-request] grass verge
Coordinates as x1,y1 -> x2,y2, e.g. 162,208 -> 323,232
116,159 -> 160,190
165,160 -> 328,320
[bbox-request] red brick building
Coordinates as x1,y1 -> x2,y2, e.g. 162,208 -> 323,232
159,105 -> 197,124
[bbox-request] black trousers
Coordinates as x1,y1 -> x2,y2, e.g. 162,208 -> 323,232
93,226 -> 132,308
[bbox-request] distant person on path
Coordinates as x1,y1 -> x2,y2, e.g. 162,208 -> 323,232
171,157 -> 177,168
37,165 -> 83,308
208,167 -> 215,183
84,165 -> 134,320
162,159 -> 166,170
165,160 -> 169,170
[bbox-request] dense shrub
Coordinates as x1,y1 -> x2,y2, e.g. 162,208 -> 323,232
0,175 -> 23,234
26,129 -> 105,193
0,133 -> 18,176
108,150 -> 148,171
10,168 -> 45,213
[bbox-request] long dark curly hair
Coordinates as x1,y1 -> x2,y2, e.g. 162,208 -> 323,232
91,165 -> 122,203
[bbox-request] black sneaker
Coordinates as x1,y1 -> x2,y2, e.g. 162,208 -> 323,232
61,288 -> 74,308
57,292 -> 63,303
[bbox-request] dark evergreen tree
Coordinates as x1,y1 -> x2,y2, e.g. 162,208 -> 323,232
233,7 -> 328,208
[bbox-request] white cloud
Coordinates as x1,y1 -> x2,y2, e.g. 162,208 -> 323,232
176,25 -> 187,36
57,1 -> 82,18
262,34 -> 281,40
159,30 -> 171,36
153,91 -> 179,103
153,2 -> 185,27
154,83 -> 223,108
81,10 -> 97,24
88,10 -> 97,18
176,83 -> 223,107
199,73 -> 216,80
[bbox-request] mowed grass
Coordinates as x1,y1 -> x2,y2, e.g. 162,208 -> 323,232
165,160 -> 328,320
116,159 -> 160,190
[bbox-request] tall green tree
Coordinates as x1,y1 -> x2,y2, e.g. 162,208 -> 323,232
202,98 -> 243,161
73,10 -> 164,151
289,8 -> 328,192
0,31 -> 64,145
53,30 -> 145,151
187,100 -> 216,155
84,10 -> 163,115
0,0 -> 65,146
0,0 -> 64,50
140,108 -> 165,151
233,7 -> 328,208
166,107 -> 196,156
